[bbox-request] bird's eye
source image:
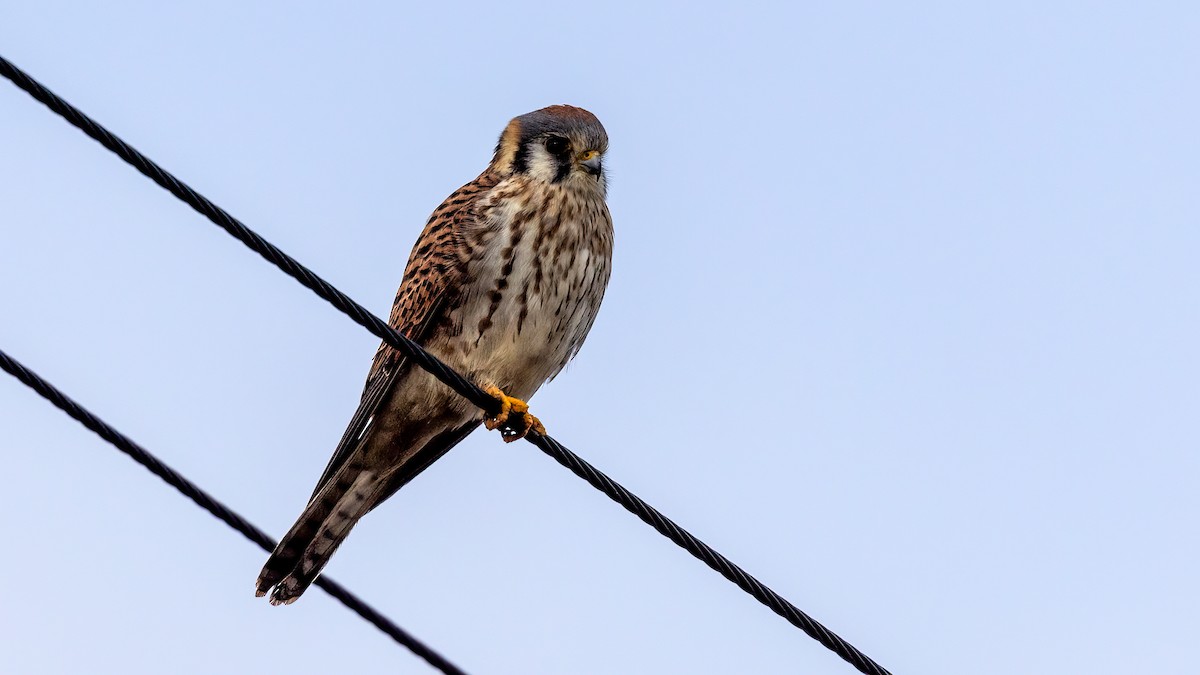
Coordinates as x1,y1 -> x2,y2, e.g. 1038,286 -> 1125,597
544,136 -> 569,155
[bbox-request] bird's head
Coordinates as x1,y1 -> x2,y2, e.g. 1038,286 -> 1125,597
492,105 -> 608,190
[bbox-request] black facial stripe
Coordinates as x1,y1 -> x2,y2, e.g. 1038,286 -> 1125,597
552,155 -> 571,183
512,143 -> 530,174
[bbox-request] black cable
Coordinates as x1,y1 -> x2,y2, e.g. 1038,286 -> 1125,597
0,53 -> 893,675
0,348 -> 468,675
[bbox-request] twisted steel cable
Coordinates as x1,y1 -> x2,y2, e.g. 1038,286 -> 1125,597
0,348 -> 467,675
1,53 -> 892,675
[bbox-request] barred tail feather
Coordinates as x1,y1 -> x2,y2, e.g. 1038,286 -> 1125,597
256,468 -> 379,605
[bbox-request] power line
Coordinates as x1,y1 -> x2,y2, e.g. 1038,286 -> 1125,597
0,348 -> 468,675
0,53 -> 893,675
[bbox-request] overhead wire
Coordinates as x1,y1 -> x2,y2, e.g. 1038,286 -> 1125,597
0,348 -> 468,675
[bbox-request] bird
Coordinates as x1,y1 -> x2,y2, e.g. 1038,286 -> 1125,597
255,105 -> 613,605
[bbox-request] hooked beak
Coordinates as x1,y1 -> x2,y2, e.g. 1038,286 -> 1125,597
578,149 -> 602,177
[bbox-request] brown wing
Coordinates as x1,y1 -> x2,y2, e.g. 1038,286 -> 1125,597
307,172 -> 498,500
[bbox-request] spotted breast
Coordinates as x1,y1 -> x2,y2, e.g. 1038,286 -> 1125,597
444,173 -> 613,401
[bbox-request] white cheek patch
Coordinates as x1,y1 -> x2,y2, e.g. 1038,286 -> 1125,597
524,146 -> 561,183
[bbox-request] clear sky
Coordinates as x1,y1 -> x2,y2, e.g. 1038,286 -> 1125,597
2,2 -> 1198,674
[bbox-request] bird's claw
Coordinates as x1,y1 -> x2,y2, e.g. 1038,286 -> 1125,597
483,386 -> 545,442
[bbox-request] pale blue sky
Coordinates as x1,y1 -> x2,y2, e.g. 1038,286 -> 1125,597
2,2 -> 1198,674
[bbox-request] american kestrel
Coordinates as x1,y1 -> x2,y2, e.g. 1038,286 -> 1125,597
256,105 -> 613,605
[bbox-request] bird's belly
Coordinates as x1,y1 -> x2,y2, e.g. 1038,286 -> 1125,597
446,250 -> 606,399
461,291 -> 583,397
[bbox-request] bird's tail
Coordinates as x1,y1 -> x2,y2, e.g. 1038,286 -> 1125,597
255,466 -> 380,605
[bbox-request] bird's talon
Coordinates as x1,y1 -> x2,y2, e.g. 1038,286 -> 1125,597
529,416 -> 546,437
484,386 -> 544,441
483,385 -> 512,430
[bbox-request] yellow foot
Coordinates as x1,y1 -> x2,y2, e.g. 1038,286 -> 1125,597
483,386 -> 546,442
